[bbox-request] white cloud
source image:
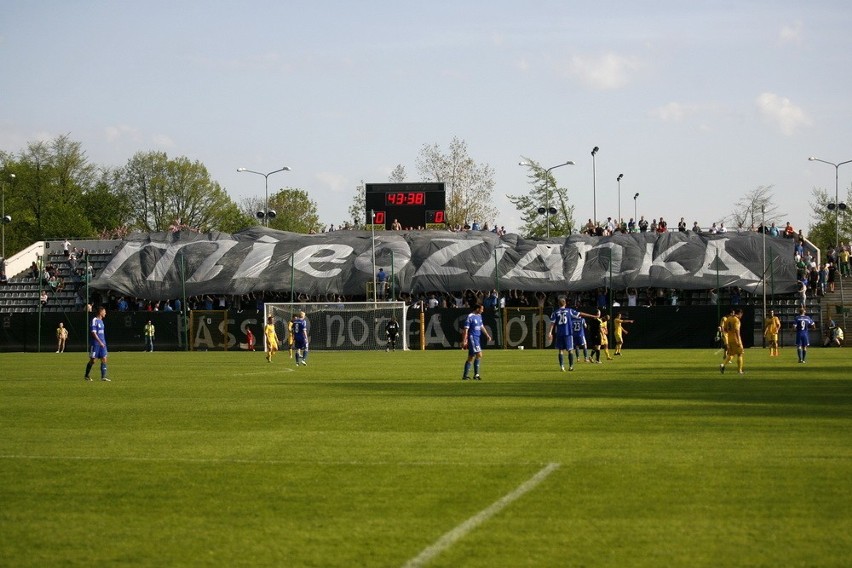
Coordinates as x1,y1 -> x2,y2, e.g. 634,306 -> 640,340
566,52 -> 641,90
151,134 -> 176,148
779,21 -> 803,45
755,92 -> 811,136
104,124 -> 141,143
316,172 -> 349,193
649,102 -> 701,123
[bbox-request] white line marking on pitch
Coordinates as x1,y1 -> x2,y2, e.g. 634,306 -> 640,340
402,462 -> 561,568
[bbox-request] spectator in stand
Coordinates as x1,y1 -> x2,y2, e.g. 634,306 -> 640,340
818,264 -> 827,296
783,222 -> 795,238
677,217 -> 687,232
117,297 -> 129,312
585,219 -> 596,235
840,246 -> 850,277
768,222 -> 779,237
828,262 -> 837,293
627,218 -> 636,233
709,288 -> 718,305
650,219 -> 658,233
718,222 -> 728,234
657,217 -> 667,233
709,222 -> 718,234
391,218 -> 402,230
797,279 -> 808,306
626,288 -> 638,307
40,289 -> 48,307
471,219 -> 480,231
692,221 -> 701,233
794,240 -> 805,261
63,239 -> 71,257
638,216 -> 649,233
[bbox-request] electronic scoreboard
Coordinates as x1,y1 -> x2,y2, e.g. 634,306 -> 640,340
364,182 -> 446,230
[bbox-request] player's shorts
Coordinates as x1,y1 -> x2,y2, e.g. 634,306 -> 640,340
554,335 -> 573,351
295,338 -> 307,350
89,344 -> 108,359
726,339 -> 744,356
796,332 -> 810,347
572,333 -> 587,347
765,333 -> 778,344
267,339 -> 278,350
467,336 -> 482,356
600,335 -> 609,347
614,332 -> 623,345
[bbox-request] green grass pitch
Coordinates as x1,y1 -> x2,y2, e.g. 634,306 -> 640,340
1,347 -> 850,567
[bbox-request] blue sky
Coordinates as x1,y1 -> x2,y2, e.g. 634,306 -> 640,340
2,1 -> 850,234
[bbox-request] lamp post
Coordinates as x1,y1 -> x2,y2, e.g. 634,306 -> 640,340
237,166 -> 291,227
519,160 -> 574,238
616,174 -> 624,225
633,192 -> 639,225
591,146 -> 599,226
2,173 -> 15,260
809,156 -> 852,330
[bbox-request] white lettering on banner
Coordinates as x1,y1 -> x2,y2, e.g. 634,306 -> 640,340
568,241 -> 595,282
353,237 -> 412,275
503,244 -> 565,281
415,239 -> 487,277
139,240 -> 239,283
473,246 -> 509,278
585,242 -> 627,275
347,316 -> 370,346
634,242 -> 687,276
233,242 -> 279,278
293,245 -> 354,278
505,315 -> 528,347
693,239 -> 761,283
97,242 -> 145,280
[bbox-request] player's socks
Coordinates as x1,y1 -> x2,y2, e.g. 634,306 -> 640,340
473,360 -> 480,376
302,350 -> 308,362
85,361 -> 94,378
101,363 -> 107,379
583,348 -> 588,360
558,353 -> 564,368
568,353 -> 575,368
463,361 -> 471,378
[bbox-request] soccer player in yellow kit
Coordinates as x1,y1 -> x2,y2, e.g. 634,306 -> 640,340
287,314 -> 297,358
718,308 -> 735,361
613,313 -> 634,356
763,309 -> 781,357
599,314 -> 614,361
720,309 -> 744,375
264,316 -> 279,363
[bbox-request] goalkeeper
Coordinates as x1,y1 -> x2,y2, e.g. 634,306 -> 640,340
385,317 -> 400,352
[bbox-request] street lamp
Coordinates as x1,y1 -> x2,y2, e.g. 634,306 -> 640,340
519,160 -> 574,238
237,166 -> 292,227
2,173 -> 15,260
591,146 -> 599,226
633,193 -> 639,226
616,174 -> 624,225
809,156 -> 852,330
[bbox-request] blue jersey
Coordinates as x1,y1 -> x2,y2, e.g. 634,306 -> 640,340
550,307 -> 580,337
793,314 -> 814,333
90,317 -> 106,346
464,313 -> 485,340
293,318 -> 308,346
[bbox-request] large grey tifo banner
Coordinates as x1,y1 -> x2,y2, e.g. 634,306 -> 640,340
92,227 -> 796,299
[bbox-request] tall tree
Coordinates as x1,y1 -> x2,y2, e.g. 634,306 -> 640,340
244,189 -> 321,233
1,134 -> 100,245
729,185 -> 785,230
118,151 -> 246,232
388,164 -> 407,183
509,158 -> 576,238
415,137 -> 498,228
808,186 -> 852,253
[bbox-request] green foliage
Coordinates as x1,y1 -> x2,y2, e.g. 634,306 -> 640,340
1,349 -> 850,566
267,188 -> 321,233
808,186 -> 852,251
346,181 -> 366,228
509,158 -> 577,238
117,151 -> 246,232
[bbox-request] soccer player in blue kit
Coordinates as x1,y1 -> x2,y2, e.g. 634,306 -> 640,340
84,306 -> 110,381
793,307 -> 816,363
461,303 -> 492,380
293,311 -> 309,366
548,297 -> 596,372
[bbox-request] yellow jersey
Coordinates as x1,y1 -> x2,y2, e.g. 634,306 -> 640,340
264,323 -> 278,346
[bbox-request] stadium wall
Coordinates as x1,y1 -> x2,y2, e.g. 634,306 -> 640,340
0,306 -> 757,352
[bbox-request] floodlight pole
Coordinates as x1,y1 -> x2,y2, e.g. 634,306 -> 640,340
237,166 -> 291,227
809,156 -> 852,330
616,174 -> 624,225
518,160 -> 574,238
591,146 -> 599,226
